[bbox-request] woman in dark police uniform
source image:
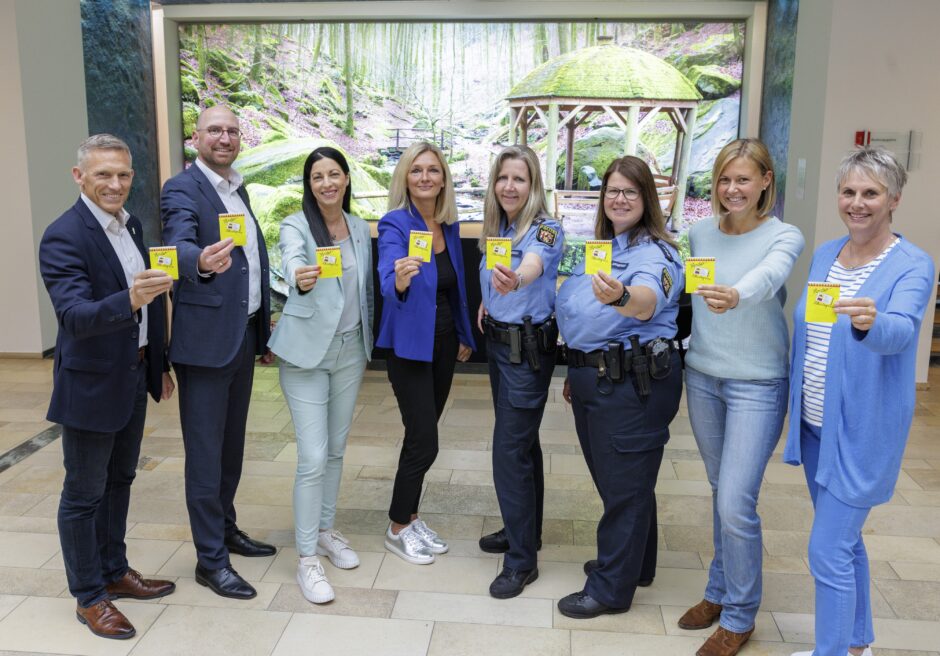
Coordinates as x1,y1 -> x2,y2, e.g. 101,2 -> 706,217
376,142 -> 475,566
555,156 -> 684,618
475,145 -> 564,599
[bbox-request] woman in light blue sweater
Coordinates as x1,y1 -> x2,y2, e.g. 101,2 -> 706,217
678,139 -> 805,656
787,148 -> 934,656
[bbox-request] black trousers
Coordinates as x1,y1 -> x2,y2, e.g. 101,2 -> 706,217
386,327 -> 458,525
175,323 -> 257,569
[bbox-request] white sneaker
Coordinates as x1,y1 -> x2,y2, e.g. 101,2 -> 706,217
411,518 -> 449,554
384,524 -> 434,565
296,555 -> 334,604
316,529 -> 360,569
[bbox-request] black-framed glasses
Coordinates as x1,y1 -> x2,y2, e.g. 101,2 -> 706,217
604,187 -> 640,201
198,127 -> 242,139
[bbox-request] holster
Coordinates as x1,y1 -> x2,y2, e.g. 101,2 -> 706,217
521,315 -> 541,372
629,335 -> 652,397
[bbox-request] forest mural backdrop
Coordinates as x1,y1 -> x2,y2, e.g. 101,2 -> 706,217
178,21 -> 745,276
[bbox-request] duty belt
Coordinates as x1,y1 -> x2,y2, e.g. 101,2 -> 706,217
483,315 -> 558,371
564,338 -> 678,394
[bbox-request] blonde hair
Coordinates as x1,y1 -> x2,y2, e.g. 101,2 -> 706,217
387,142 -> 457,225
478,145 -> 550,251
710,138 -> 777,219
595,156 -> 678,248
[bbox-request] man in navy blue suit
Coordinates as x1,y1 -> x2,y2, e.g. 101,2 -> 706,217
39,134 -> 177,639
161,105 -> 274,600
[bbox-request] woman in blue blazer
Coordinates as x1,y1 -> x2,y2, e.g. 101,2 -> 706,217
786,147 -> 934,656
376,141 -> 475,565
268,147 -> 373,604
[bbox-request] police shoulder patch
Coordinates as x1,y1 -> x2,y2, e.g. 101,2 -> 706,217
536,224 -> 558,246
661,267 -> 673,295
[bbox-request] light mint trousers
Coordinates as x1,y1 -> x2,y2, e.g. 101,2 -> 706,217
279,328 -> 367,556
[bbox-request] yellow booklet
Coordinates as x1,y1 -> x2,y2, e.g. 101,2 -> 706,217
316,246 -> 342,278
408,230 -> 433,262
486,237 -> 512,270
685,257 -> 716,292
219,213 -> 247,246
805,282 -> 840,323
149,246 -> 179,280
584,240 -> 612,276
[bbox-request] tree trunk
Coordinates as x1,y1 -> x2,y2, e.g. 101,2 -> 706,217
249,24 -> 263,82
343,23 -> 354,136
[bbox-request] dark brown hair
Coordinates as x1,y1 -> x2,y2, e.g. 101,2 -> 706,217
595,156 -> 677,248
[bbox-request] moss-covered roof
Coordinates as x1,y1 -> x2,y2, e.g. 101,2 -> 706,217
507,45 -> 702,102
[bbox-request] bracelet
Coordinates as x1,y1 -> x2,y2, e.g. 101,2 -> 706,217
512,272 -> 525,291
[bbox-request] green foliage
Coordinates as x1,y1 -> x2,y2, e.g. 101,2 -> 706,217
508,45 -> 701,102
675,230 -> 691,262
361,153 -> 386,167
246,183 -> 303,250
261,131 -> 288,144
183,145 -> 198,163
217,71 -> 249,93
207,48 -> 245,77
558,238 -> 585,276
448,150 -> 469,163
668,33 -> 742,77
264,114 -> 293,137
265,82 -> 285,105
359,162 -> 391,187
180,75 -> 201,103
469,176 -> 481,188
298,101 -> 319,116
227,90 -> 265,109
319,77 -> 343,108
181,102 -> 199,139
687,170 -> 713,199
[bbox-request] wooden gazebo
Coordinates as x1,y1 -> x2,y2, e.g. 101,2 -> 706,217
506,42 -> 702,220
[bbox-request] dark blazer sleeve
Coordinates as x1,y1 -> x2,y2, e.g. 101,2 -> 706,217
160,173 -> 211,283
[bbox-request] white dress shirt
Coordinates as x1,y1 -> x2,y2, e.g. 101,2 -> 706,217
194,158 -> 262,314
81,194 -> 148,348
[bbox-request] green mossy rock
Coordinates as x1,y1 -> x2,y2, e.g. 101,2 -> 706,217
265,83 -> 285,105
247,183 -> 303,250
236,137 -> 388,219
184,145 -> 198,163
182,102 -> 200,139
265,114 -> 293,136
509,44 -> 701,101
319,77 -> 343,108
261,131 -> 288,144
668,33 -> 742,77
687,170 -> 713,199
359,162 -> 391,188
687,65 -> 741,100
228,90 -> 265,110
207,48 -> 246,77
180,75 -> 201,103
218,71 -> 249,93
298,101 -> 318,116
554,127 -> 654,189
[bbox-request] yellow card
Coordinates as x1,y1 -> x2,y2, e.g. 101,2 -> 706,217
409,230 -> 433,262
149,246 -> 179,280
584,240 -> 612,276
316,246 -> 342,278
685,257 -> 716,292
219,213 -> 247,246
805,282 -> 840,323
486,237 -> 512,270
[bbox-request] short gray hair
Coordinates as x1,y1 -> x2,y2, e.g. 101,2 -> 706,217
836,146 -> 907,198
76,134 -> 132,170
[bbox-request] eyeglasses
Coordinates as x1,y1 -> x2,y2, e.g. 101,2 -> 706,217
197,127 -> 242,139
604,187 -> 640,201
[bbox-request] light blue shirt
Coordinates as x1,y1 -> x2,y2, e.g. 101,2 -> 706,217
557,233 -> 683,351
480,216 -> 564,324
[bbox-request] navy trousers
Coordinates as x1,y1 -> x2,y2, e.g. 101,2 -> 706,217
488,339 -> 553,571
568,351 -> 682,608
175,323 -> 257,569
58,363 -> 147,607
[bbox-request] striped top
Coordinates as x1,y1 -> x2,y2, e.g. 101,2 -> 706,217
801,237 -> 899,426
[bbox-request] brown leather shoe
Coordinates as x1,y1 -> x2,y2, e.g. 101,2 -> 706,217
678,598 -> 723,630
75,599 -> 135,640
696,626 -> 754,656
106,568 -> 176,600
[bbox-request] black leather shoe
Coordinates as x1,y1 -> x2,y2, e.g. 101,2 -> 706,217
582,560 -> 653,586
224,529 -> 276,557
194,564 -> 257,599
557,590 -> 629,619
489,566 -> 538,599
478,528 -> 543,554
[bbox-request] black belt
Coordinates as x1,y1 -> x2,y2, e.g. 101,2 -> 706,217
565,338 -> 678,382
483,315 -> 553,345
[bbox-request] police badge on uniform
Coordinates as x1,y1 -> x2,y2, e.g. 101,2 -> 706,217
661,267 -> 673,295
536,224 -> 558,246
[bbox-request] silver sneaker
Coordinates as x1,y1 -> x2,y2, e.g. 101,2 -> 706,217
316,529 -> 360,569
384,524 -> 434,565
411,518 -> 449,554
296,555 -> 334,604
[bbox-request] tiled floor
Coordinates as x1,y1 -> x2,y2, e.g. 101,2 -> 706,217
0,356 -> 938,655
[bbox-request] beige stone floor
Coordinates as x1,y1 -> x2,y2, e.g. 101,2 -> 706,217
0,356 -> 938,655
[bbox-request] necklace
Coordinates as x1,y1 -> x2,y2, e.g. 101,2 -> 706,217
840,234 -> 895,269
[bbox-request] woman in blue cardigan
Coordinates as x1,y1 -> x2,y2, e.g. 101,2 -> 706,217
376,141 -> 475,565
786,147 -> 934,656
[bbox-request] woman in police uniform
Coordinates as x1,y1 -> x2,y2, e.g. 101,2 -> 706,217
476,145 -> 564,599
556,156 -> 684,618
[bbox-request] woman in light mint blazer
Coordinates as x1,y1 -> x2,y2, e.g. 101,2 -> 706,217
268,147 -> 373,605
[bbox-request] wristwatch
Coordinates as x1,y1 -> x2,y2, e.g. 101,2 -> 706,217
607,286 -> 631,307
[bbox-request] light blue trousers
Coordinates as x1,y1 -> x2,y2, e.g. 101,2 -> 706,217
801,420 -> 874,656
279,328 -> 366,556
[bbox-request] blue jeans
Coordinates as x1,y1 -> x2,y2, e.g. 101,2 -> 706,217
58,364 -> 147,607
801,421 -> 874,656
685,367 -> 788,633
279,328 -> 366,556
